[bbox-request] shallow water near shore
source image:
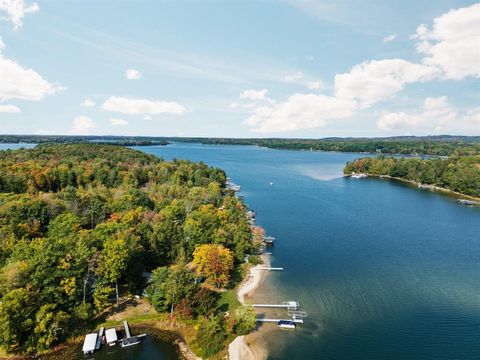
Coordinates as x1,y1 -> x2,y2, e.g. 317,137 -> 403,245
138,142 -> 480,360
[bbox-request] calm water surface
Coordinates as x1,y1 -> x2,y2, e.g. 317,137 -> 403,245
138,143 -> 480,360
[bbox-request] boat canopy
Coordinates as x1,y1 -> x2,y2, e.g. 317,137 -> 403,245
105,328 -> 118,344
82,333 -> 98,353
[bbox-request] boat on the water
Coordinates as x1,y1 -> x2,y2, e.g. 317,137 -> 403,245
264,236 -> 275,246
226,179 -> 241,192
350,173 -> 368,179
277,320 -> 296,329
121,336 -> 142,348
458,199 -> 477,206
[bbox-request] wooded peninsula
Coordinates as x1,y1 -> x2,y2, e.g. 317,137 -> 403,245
344,156 -> 480,198
0,144 -> 259,358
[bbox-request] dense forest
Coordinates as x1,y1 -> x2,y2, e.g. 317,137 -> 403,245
344,156 -> 480,197
171,136 -> 480,156
0,135 -> 168,147
0,144 -> 255,356
3,135 -> 480,156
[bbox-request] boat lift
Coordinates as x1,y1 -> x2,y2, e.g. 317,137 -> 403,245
252,301 -> 299,310
256,318 -> 304,324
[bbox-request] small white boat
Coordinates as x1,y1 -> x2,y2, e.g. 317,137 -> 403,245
277,320 -> 296,329
351,173 -> 368,179
121,336 -> 141,348
229,184 -> 241,191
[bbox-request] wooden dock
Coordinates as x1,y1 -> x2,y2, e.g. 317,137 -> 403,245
120,320 -> 147,341
123,320 -> 131,339
95,327 -> 104,350
252,267 -> 283,271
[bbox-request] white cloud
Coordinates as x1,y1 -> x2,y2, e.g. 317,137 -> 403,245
71,116 -> 96,135
377,96 -> 480,134
125,68 -> 142,80
0,0 -> 39,29
284,71 -> 303,82
102,96 -> 186,115
435,106 -> 480,134
335,59 -> 437,108
80,98 -> 95,107
109,118 -> 128,126
0,40 -> 63,101
239,89 -> 268,101
413,3 -> 480,80
0,37 -> 4,51
0,104 -> 20,113
144,115 -> 152,120
378,111 -> 423,131
307,81 -> 324,90
383,34 -> 397,42
229,102 -> 239,109
243,93 -> 357,133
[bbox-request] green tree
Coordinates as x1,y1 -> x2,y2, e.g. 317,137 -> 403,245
0,288 -> 35,353
234,304 -> 257,335
196,314 -> 226,357
33,304 -> 70,351
98,238 -> 130,304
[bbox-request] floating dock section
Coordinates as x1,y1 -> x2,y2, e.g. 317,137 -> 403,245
252,267 -> 283,271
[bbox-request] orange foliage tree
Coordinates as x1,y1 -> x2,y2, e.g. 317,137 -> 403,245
192,244 -> 234,289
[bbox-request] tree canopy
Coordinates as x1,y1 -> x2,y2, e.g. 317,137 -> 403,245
344,155 -> 480,197
0,144 -> 252,354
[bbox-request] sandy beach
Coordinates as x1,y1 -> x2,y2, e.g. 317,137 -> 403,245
228,255 -> 270,360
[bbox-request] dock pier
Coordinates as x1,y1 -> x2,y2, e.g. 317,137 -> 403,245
123,320 -> 131,339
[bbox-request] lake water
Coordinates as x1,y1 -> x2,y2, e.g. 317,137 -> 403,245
2,142 -> 480,359
138,142 -> 480,360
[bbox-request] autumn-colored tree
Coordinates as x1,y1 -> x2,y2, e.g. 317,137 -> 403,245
192,244 -> 233,289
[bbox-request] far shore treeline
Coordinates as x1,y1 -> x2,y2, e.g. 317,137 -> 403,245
2,135 -> 480,156
344,156 -> 480,198
0,144 -> 257,357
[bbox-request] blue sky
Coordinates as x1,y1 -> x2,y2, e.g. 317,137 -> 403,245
0,0 -> 479,138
